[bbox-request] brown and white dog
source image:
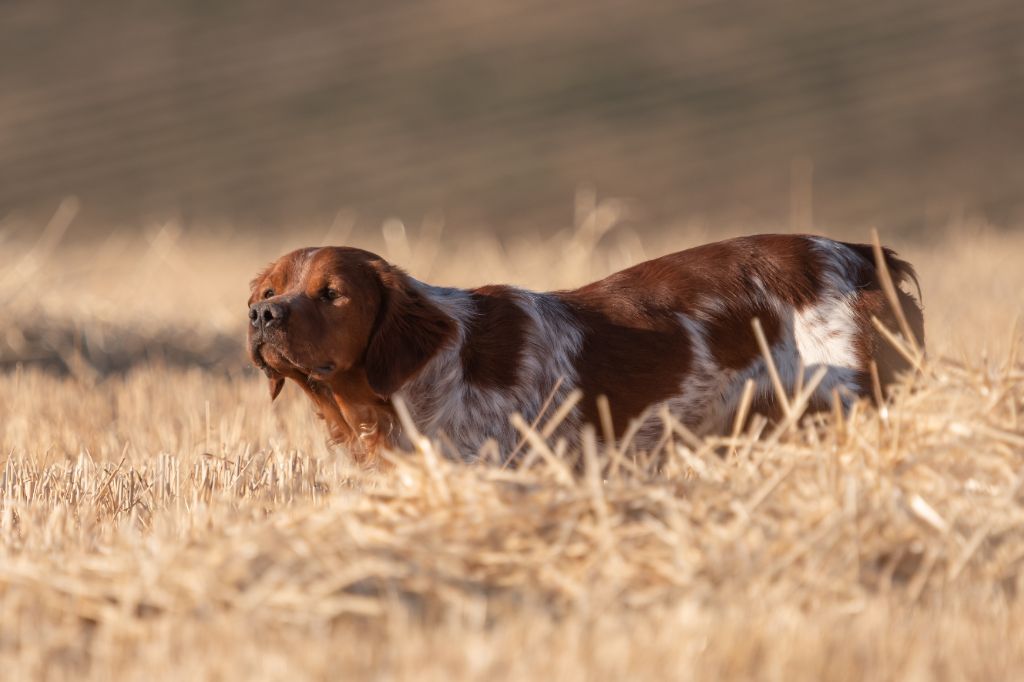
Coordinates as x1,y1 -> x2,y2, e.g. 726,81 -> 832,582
248,234 -> 923,465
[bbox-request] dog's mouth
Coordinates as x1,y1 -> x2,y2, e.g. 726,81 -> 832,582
252,339 -> 297,376
251,341 -> 341,406
250,338 -> 286,376
251,339 -> 337,384
250,342 -> 273,375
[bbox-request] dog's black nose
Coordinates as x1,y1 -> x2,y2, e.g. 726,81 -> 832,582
249,299 -> 289,329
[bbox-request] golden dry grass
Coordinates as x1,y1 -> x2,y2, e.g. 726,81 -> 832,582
2,205 -> 1024,680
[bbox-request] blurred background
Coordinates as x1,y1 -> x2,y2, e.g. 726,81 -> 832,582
2,0 -> 1023,378
2,0 -> 1022,236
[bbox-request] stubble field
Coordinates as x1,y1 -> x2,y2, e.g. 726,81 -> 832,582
2,202 -> 1024,680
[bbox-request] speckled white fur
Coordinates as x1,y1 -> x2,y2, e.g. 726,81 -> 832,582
395,281 -> 583,459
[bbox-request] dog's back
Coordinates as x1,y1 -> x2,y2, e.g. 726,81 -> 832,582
554,234 -> 924,437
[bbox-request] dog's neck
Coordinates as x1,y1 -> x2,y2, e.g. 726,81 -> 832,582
314,367 -> 397,466
316,281 -> 476,464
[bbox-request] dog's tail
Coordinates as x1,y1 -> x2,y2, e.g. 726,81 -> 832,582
845,242 -> 921,302
844,240 -> 925,353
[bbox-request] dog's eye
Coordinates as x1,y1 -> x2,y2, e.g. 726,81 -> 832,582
262,288 -> 275,299
320,287 -> 341,302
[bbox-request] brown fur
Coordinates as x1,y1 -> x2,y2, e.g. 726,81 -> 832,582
841,241 -> 925,396
363,265 -> 457,399
557,236 -> 835,432
248,247 -> 452,466
248,236 -> 924,466
562,296 -> 695,436
461,286 -> 529,390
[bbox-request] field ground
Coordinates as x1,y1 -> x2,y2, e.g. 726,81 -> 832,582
2,210 -> 1024,680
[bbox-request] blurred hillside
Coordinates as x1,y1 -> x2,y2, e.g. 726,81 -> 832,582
1,0 -> 1022,234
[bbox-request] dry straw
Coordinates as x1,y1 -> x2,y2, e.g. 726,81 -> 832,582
1,211 -> 1024,679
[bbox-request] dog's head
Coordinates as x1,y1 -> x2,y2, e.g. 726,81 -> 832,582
247,247 -> 455,403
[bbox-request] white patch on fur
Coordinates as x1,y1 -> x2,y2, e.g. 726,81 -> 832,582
396,281 -> 582,461
392,283 -> 476,450
792,296 -> 861,402
692,295 -> 727,323
515,291 -> 585,444
736,238 -> 867,411
294,248 -> 321,286
804,237 -> 868,403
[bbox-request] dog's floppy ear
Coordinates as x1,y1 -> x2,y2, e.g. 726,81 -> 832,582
364,265 -> 455,398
